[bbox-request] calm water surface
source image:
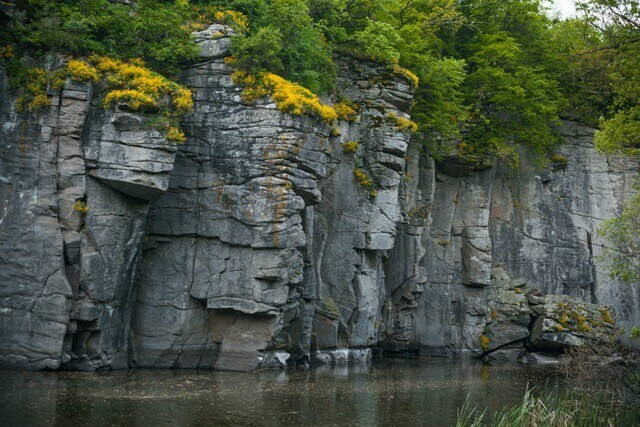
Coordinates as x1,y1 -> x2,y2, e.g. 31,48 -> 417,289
0,358 -> 562,426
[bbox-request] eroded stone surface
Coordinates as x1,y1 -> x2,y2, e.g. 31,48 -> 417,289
0,25 -> 638,371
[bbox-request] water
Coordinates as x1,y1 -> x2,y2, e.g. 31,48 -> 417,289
0,358 -> 562,426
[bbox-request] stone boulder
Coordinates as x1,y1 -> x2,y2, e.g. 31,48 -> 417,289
527,294 -> 619,351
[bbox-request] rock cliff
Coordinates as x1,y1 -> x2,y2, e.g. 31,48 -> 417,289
0,26 -> 637,371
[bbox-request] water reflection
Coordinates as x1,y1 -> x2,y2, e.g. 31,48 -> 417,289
0,358 -> 560,427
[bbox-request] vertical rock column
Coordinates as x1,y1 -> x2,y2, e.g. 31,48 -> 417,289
301,57 -> 416,357
131,25 -> 332,370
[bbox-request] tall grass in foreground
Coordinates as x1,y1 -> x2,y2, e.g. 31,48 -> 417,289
455,388 -> 633,427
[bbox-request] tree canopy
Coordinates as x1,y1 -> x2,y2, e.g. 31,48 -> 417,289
1,0 -> 635,157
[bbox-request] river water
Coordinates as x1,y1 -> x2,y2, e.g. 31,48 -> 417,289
0,358 -> 563,426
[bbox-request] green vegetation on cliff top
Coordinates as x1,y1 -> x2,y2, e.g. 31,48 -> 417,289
0,0 -> 606,163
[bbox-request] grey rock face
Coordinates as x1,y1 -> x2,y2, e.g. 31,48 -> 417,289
393,121 -> 639,356
0,57 -> 177,370
0,24 -> 637,371
299,57 -> 416,357
130,26 -> 334,370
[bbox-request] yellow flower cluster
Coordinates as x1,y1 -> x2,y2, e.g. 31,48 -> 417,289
392,65 -> 419,88
334,102 -> 358,121
15,56 -> 193,123
232,71 -> 338,123
66,59 -> 99,82
166,126 -> 187,143
80,56 -> 193,114
342,141 -> 360,154
103,89 -> 156,111
214,10 -> 249,30
353,167 -> 377,202
16,68 -> 50,112
72,200 -> 89,214
388,113 -> 418,133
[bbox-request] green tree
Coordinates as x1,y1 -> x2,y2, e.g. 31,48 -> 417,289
441,0 -> 565,165
9,0 -> 199,77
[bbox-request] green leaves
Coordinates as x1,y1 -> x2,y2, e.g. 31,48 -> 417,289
354,19 -> 402,64
446,1 -> 564,165
10,0 -> 199,78
231,26 -> 285,73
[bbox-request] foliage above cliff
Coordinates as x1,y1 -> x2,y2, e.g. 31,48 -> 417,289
4,0 -> 199,77
0,0 -> 637,167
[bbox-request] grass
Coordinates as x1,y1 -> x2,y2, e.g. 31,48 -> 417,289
456,386 -> 635,427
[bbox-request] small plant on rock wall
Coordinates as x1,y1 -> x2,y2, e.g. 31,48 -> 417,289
72,200 -> 88,215
387,112 -> 418,133
334,101 -> 358,122
353,168 -> 373,187
551,153 -> 568,169
353,167 -> 379,199
166,127 -> 187,143
479,334 -> 491,352
342,141 -> 360,154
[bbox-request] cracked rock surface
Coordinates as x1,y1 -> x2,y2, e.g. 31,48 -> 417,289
0,26 -> 638,371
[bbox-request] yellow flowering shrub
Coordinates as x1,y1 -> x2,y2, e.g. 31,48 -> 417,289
16,68 -> 49,112
232,71 -> 338,123
334,102 -> 358,121
342,141 -> 360,154
214,10 -> 249,30
166,126 -> 186,143
103,89 -> 156,111
74,56 -> 192,114
66,59 -> 99,82
388,113 -> 418,133
392,65 -> 419,88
